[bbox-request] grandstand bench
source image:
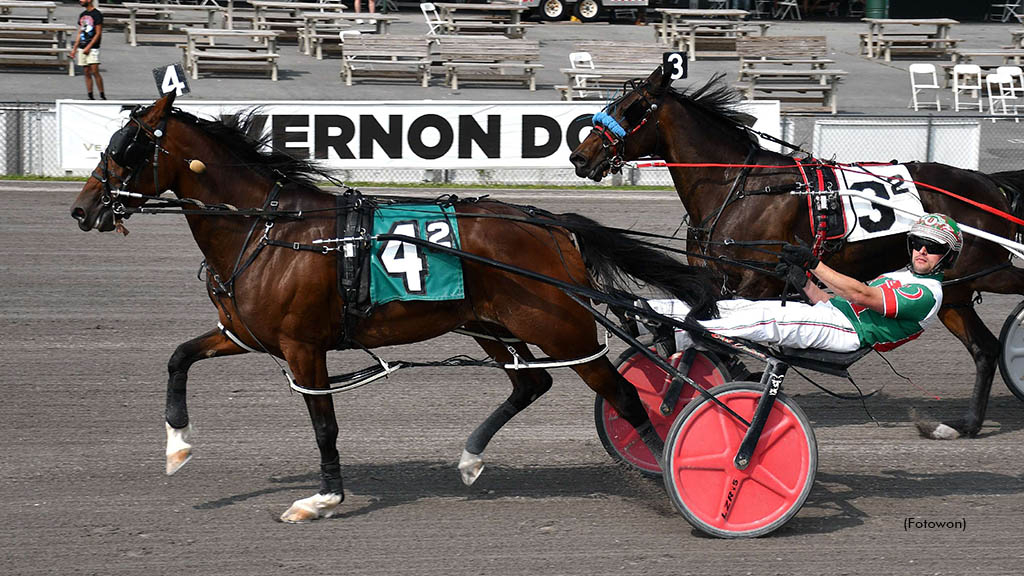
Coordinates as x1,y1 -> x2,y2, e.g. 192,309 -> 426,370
340,35 -> 432,87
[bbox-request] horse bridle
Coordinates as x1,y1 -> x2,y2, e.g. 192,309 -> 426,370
93,107 -> 171,215
589,79 -> 662,174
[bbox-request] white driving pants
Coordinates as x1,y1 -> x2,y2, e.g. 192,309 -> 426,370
647,298 -> 862,353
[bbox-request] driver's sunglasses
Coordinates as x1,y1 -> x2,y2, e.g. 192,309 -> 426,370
909,238 -> 949,256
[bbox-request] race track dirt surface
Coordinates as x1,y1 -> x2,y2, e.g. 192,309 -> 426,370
2,184 -> 1023,575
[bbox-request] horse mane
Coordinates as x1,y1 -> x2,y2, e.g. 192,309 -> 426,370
666,73 -> 762,149
165,106 -> 323,190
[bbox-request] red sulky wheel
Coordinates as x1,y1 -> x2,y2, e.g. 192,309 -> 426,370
662,382 -> 817,538
595,348 -> 730,477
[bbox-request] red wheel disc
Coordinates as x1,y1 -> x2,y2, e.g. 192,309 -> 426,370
663,384 -> 816,538
599,350 -> 728,475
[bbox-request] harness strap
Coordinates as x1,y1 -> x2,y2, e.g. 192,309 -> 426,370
217,321 -> 262,353
696,145 -> 758,255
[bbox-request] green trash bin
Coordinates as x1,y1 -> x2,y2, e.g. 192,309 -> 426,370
865,0 -> 889,18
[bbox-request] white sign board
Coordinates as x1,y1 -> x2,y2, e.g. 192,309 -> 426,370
812,119 -> 980,170
57,100 -> 782,172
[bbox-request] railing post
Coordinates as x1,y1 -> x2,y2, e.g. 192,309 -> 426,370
925,114 -> 935,163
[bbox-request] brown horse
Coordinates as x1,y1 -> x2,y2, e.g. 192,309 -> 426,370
69,92 -> 718,522
570,67 -> 1024,440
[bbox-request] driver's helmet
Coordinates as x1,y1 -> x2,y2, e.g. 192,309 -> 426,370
906,213 -> 963,272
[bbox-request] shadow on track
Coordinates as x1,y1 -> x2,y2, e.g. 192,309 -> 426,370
193,461 -> 678,519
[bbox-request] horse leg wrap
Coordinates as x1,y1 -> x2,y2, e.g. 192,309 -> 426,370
165,371 -> 189,429
319,457 -> 344,497
465,400 -> 519,455
637,421 -> 665,468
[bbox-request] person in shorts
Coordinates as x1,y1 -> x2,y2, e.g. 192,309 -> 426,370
71,0 -> 105,100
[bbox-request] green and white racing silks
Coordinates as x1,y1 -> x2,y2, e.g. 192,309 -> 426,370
830,268 -> 943,351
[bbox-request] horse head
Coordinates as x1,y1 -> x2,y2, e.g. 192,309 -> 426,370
71,91 -> 181,232
569,66 -> 671,182
569,69 -> 760,183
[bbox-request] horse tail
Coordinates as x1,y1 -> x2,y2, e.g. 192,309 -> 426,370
556,212 -> 719,320
984,170 -> 1024,234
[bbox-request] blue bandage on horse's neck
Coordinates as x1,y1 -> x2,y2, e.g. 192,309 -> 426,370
592,112 -> 626,138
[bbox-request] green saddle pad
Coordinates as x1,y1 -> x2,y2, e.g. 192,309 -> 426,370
370,205 -> 465,305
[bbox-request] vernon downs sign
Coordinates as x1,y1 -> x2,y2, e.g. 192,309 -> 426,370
58,100 -> 780,171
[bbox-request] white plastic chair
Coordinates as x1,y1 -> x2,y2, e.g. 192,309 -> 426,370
420,2 -> 445,37
339,30 -> 361,43
987,73 -> 1021,120
774,0 -> 801,20
568,51 -> 600,99
909,63 -> 941,111
996,65 -> 1024,97
952,64 -> 983,112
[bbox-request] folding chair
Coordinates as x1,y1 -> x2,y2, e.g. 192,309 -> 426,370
952,64 -> 983,112
909,63 -> 941,111
990,1 -> 1023,23
708,0 -> 728,9
996,65 -> 1024,98
568,51 -> 601,99
420,2 -> 445,37
774,0 -> 801,20
987,73 -> 1020,120
753,0 -> 773,19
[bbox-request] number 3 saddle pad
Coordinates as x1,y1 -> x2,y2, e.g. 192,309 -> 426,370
370,205 -> 465,305
796,161 -> 924,243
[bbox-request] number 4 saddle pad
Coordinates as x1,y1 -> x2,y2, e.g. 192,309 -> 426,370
795,160 -> 924,244
370,204 -> 465,305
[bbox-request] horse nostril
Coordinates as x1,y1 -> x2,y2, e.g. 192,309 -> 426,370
71,207 -> 85,221
569,153 -> 585,168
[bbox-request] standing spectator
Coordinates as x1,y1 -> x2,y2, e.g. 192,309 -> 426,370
354,0 -> 376,18
71,0 -> 105,100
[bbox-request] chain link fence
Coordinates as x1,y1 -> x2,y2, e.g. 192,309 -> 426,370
0,103 -> 59,177
4,103 -> 1024,181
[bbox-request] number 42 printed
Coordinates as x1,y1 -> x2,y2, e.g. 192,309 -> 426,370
377,220 -> 454,294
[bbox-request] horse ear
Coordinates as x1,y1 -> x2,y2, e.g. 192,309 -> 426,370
151,90 -> 176,118
647,65 -> 668,94
734,111 -> 758,127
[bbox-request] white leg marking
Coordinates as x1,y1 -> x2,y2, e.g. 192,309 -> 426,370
280,492 -> 343,523
458,449 -> 485,486
165,422 -> 193,476
931,423 -> 960,440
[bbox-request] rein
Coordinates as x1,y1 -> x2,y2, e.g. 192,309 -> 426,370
634,159 -> 1024,229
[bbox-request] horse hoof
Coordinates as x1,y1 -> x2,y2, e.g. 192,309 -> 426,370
458,449 -> 484,486
280,493 -> 342,523
165,422 -> 193,475
166,449 -> 192,476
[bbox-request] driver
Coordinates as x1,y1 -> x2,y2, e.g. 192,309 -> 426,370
647,213 -> 963,353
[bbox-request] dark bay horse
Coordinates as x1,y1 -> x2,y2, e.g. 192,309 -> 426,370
69,92 -> 718,522
570,67 -> 1024,440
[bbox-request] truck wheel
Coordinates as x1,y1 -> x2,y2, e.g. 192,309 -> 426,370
574,0 -> 602,22
538,0 -> 567,21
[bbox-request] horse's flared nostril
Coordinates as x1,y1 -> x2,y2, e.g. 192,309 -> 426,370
71,207 -> 91,231
569,152 -> 585,169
